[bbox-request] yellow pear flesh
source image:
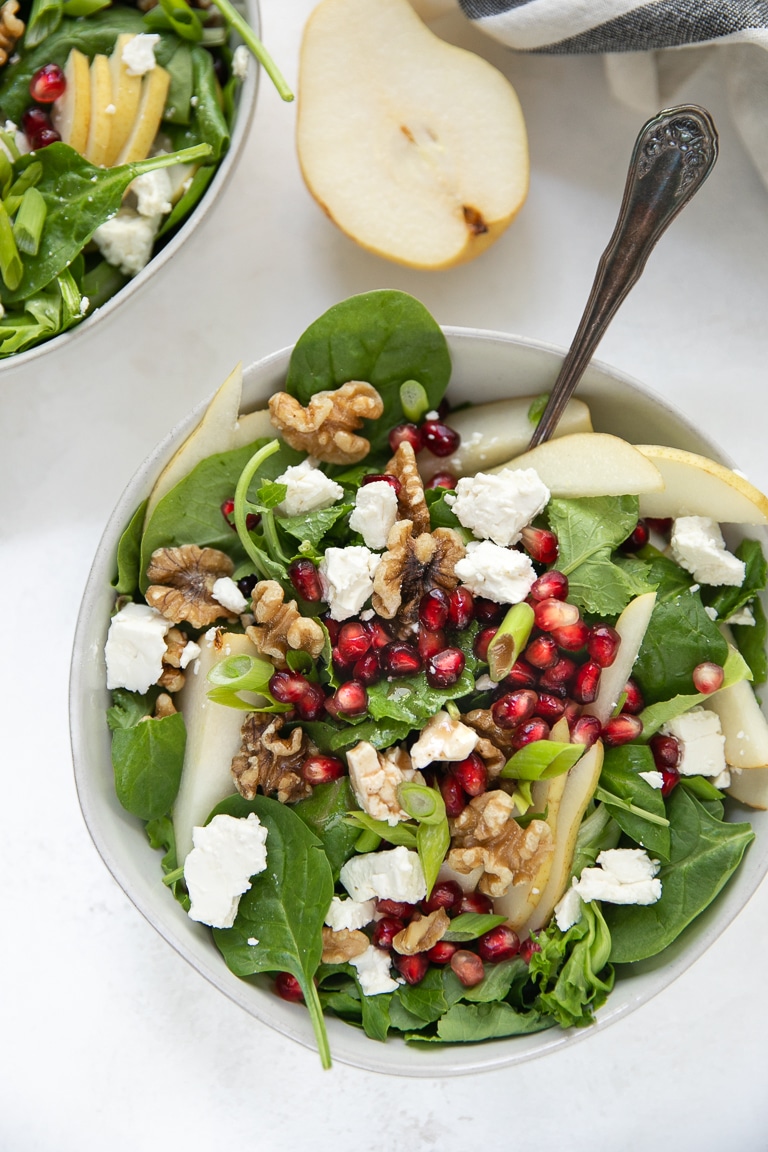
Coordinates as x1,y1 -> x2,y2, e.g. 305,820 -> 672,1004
84,54 -> 114,167
728,767 -> 768,810
297,0 -> 529,269
492,775 -> 567,930
103,34 -> 143,166
497,433 -> 664,496
51,48 -> 91,155
116,63 -> 171,165
707,677 -> 768,770
636,444 -> 768,524
584,592 -> 657,726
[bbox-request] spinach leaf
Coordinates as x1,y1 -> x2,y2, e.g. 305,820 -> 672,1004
632,591 -> 729,705
395,968 -> 447,1025
639,547 -> 692,601
111,711 -> 186,820
389,997 -> 427,1033
156,164 -> 215,238
732,597 -> 768,686
530,901 -> 614,1028
638,644 -> 751,737
606,788 -> 754,963
434,1002 -> 553,1042
0,272 -> 84,356
146,814 -> 189,906
302,716 -> 413,754
702,539 -> 767,621
426,488 -> 460,531
277,504 -> 352,551
366,667 -> 475,728
286,291 -> 451,455
355,982 -> 392,1042
107,687 -> 153,729
112,500 -> 148,596
442,957 -> 528,1005
293,778 -> 360,880
210,794 -> 334,1069
442,912 -> 507,942
164,46 -> 230,161
163,43 -> 195,124
599,746 -> 671,861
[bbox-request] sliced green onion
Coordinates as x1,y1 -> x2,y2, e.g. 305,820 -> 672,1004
400,379 -> 429,423
13,187 -> 47,256
24,0 -> 63,47
162,865 -> 185,887
487,602 -> 534,682
527,393 -> 549,426
0,128 -> 20,164
594,786 -> 670,828
4,161 -> 43,216
0,151 -> 12,199
354,829 -> 382,853
62,0 -> 112,14
158,0 -> 203,42
397,782 -> 446,826
501,739 -> 584,781
0,203 -> 23,292
206,652 -> 288,711
209,0 -> 294,101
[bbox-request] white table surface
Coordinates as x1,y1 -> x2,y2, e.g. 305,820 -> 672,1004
2,3 -> 768,1148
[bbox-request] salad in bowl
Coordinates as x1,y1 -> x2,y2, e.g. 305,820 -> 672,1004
74,290 -> 768,1071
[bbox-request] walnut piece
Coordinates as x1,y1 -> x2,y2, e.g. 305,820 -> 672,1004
153,693 -> 177,719
463,708 -> 518,758
268,381 -> 384,464
145,545 -> 238,629
346,741 -> 422,826
393,909 -> 450,955
447,791 -> 552,897
231,713 -> 315,804
0,1 -> 24,66
321,927 -> 370,965
246,580 -> 324,668
385,442 -> 430,534
372,520 -> 465,636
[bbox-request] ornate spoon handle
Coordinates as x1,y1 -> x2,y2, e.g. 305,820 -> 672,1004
528,105 -> 718,448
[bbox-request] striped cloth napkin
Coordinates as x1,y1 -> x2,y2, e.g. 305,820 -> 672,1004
429,0 -> 768,190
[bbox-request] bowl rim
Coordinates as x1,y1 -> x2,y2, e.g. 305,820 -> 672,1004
0,0 -> 261,375
70,325 -> 768,1076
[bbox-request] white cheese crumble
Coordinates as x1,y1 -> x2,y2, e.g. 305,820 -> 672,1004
130,168 -> 173,218
211,576 -> 248,614
324,895 -> 376,931
93,208 -> 160,277
347,741 -> 424,825
704,606 -> 719,621
570,848 -> 662,907
349,481 -> 398,550
340,846 -> 427,904
122,33 -> 160,76
726,605 -> 756,626
184,813 -> 268,929
446,468 -> 550,546
670,516 -> 746,587
409,711 -> 478,769
274,458 -> 344,516
553,884 -> 583,932
638,770 -> 664,790
454,540 -> 537,604
319,545 -> 381,621
105,602 -> 171,693
232,44 -> 250,80
711,767 -> 731,789
349,945 -> 400,996
179,640 -> 201,669
661,707 -> 727,778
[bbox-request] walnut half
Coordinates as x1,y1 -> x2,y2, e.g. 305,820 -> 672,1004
231,712 -> 315,804
268,381 -> 384,464
246,580 -> 324,668
448,791 -> 553,898
372,520 -> 465,636
0,1 -> 24,66
145,545 -> 238,629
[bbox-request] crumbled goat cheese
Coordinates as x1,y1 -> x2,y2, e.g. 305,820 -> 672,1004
340,846 -> 427,904
554,885 -> 583,932
130,168 -> 173,218
319,545 -> 380,621
324,895 -> 376,931
570,848 -> 662,907
179,640 -> 201,669
212,576 -> 248,614
274,458 -> 344,516
349,945 -> 400,996
93,209 -> 160,277
661,707 -> 727,778
346,741 -> 424,826
474,674 -> 499,691
409,711 -> 478,769
711,768 -> 732,788
232,44 -> 250,80
122,33 -> 160,76
446,468 -> 550,546
105,103 -> 116,115
184,813 -> 268,929
105,602 -> 171,693
349,481 -> 398,550
670,516 -> 746,587
704,606 -> 719,621
639,770 -> 664,790
726,604 -> 756,626
454,540 -> 537,604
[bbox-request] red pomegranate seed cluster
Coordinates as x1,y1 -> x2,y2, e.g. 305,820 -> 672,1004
387,409 -> 461,475
29,63 -> 66,103
21,106 -> 60,149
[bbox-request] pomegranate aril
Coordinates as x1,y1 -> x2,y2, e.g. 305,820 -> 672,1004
388,423 -> 423,453
535,692 -> 566,722
288,559 -> 323,602
382,641 -> 422,678
274,972 -> 303,1002
550,621 -> 590,652
422,880 -> 463,915
450,950 -> 485,987
459,891 -> 493,915
477,925 -> 520,963
376,899 -> 415,919
660,766 -> 681,797
510,718 -> 550,749
325,680 -> 368,718
588,624 -> 621,668
366,618 -> 392,649
394,953 -> 430,985
426,472 -> 457,490
29,63 -> 67,103
321,614 -> 340,645
533,598 -> 580,632
530,570 -> 569,601
601,714 -> 643,746
524,635 -> 559,670
221,498 -> 235,522
693,661 -> 725,694
421,419 -> 460,457
520,526 -> 559,564
539,656 -> 577,691
28,121 -> 62,148
572,661 -> 601,704
418,628 -> 446,660
622,678 -> 644,714
245,512 -> 261,531
621,519 -> 650,551
650,734 -> 681,770
505,659 -> 538,690
570,715 -> 601,747
419,587 -> 450,630
426,646 -> 465,688
362,472 -> 401,495
337,621 -> 372,662
270,670 -> 310,704
474,597 -> 504,625
331,645 -> 355,679
439,773 -> 467,817
448,586 -> 474,630
301,754 -> 345,785
295,682 -> 326,721
646,517 -> 673,535
427,940 -> 458,964
353,650 -> 381,685
519,937 -> 541,964
473,626 -> 498,662
450,752 -> 487,797
373,916 -> 405,950
492,689 -> 537,729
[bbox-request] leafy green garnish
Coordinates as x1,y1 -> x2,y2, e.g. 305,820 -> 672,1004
702,539 -> 767,621
366,668 -> 475,728
632,590 -> 730,705
732,597 -> 768,685
277,504 -> 352,552
529,901 -> 614,1028
598,745 -> 671,861
638,643 -> 751,736
293,778 -> 361,881
109,704 -> 186,821
112,500 -> 147,597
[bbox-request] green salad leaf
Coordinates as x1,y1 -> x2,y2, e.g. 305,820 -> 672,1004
530,900 -> 614,1028
110,702 -> 186,820
632,589 -> 730,705
598,745 -> 671,861
293,778 -> 361,880
366,667 -> 475,728
112,500 -> 148,596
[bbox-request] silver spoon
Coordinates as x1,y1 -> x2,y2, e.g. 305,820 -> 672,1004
528,104 -> 718,449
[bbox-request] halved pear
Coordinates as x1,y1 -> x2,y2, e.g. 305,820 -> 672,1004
297,0 -> 529,269
173,630 -> 258,862
584,592 -> 657,726
417,397 -> 593,481
728,767 -> 768,810
103,34 -> 143,166
496,433 -> 664,497
84,54 -> 114,167
707,677 -> 768,769
116,63 -> 171,165
636,445 -> 768,524
51,48 -> 91,156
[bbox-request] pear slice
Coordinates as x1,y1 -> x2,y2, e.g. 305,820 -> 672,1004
707,677 -> 768,769
583,592 -> 657,726
103,34 -> 143,166
492,775 -> 566,930
417,397 -> 593,481
232,409 -> 275,449
496,433 -> 664,496
635,445 -> 768,524
173,630 -> 258,862
116,63 -> 171,165
727,767 -> 768,810
51,48 -> 91,156
297,0 -> 529,269
84,54 -> 114,167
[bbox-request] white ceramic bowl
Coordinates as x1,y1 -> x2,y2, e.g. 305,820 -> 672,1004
0,2 -> 259,371
70,329 -> 768,1075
